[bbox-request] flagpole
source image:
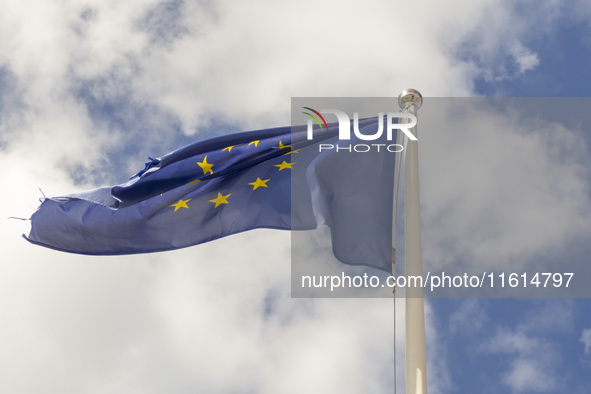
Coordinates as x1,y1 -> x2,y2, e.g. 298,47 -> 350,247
392,97 -> 406,394
399,89 -> 427,394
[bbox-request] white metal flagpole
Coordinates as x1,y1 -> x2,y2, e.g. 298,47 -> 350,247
391,95 -> 406,394
398,89 -> 427,394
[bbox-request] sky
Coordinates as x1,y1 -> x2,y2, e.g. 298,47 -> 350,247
1,0 -> 591,393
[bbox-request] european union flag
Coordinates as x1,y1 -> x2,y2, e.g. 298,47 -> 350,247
26,117 -> 397,272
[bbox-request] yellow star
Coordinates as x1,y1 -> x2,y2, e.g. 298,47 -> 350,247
273,141 -> 291,149
170,198 -> 191,212
222,145 -> 238,152
248,177 -> 270,190
197,156 -> 213,175
187,179 -> 201,185
274,161 -> 294,171
248,140 -> 259,147
209,192 -> 231,208
284,149 -> 300,155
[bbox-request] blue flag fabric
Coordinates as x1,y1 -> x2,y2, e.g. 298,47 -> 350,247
26,117 -> 397,272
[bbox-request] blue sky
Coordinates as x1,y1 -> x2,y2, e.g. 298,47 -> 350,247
432,6 -> 591,392
1,0 -> 591,393
474,10 -> 591,97
446,6 -> 591,392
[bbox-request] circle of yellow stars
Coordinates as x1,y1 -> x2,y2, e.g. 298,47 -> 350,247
170,139 -> 298,212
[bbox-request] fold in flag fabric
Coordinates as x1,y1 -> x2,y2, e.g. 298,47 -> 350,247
26,117 -> 398,272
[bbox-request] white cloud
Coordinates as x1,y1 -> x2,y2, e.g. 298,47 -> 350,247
1,0 -> 591,393
2,0 -> 566,143
483,330 -> 558,392
480,301 -> 574,393
517,301 -> 574,334
0,232 -> 402,393
448,299 -> 487,333
581,329 -> 591,355
510,42 -> 540,73
503,358 -> 556,393
424,301 -> 453,394
421,100 -> 591,272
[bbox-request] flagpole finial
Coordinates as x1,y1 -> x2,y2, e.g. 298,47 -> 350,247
398,89 -> 423,111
